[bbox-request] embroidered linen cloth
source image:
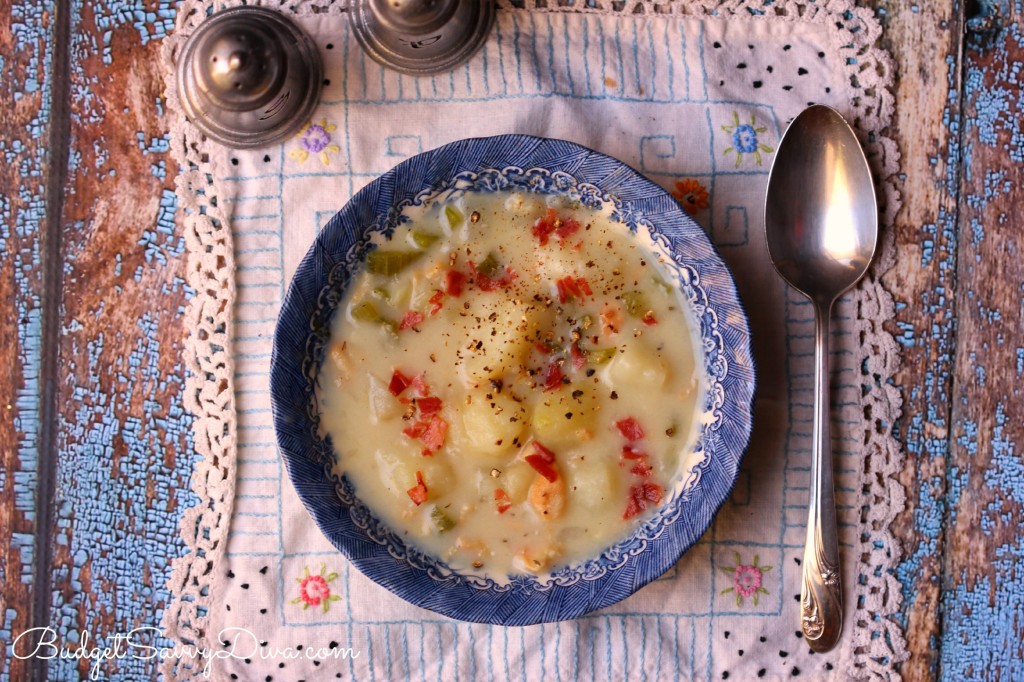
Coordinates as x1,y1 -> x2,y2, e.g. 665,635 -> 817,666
162,2 -> 905,680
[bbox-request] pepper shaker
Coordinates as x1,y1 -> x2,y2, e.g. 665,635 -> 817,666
176,6 -> 323,149
350,0 -> 495,76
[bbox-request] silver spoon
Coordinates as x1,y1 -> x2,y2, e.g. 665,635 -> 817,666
764,104 -> 877,653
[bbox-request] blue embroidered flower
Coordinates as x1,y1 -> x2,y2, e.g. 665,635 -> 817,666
721,112 -> 775,168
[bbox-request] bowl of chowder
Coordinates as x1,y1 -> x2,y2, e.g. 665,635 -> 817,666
271,135 -> 755,625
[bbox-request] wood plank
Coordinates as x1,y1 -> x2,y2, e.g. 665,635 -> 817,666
942,3 -> 1024,678
869,0 -> 964,679
42,2 -> 190,679
0,2 -> 56,680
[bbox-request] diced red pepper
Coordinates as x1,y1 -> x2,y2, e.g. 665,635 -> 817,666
399,310 -> 425,330
622,444 -> 647,460
417,396 -> 443,415
407,471 -> 428,505
525,454 -> 559,482
428,290 -> 445,316
642,311 -> 658,326
494,488 -> 512,514
389,370 -> 412,396
419,414 -> 448,455
615,417 -> 645,442
534,341 -> 554,355
543,362 -> 564,391
445,270 -> 466,297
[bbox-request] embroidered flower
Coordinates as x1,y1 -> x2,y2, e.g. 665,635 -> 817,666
291,119 -> 341,166
719,552 -> 772,606
721,112 -> 775,168
291,563 -> 341,612
671,178 -> 710,215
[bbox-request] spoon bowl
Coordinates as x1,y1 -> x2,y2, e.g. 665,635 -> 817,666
766,105 -> 877,303
764,104 -> 877,653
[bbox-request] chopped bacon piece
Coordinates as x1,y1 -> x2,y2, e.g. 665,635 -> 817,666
494,488 -> 512,514
389,370 -> 412,396
555,276 -> 593,304
473,264 -> 519,292
531,208 -> 558,245
532,208 -> 582,246
623,482 -> 663,519
542,362 -> 565,391
600,304 -> 623,335
409,374 -> 430,397
532,441 -> 556,463
417,396 -> 443,415
554,216 -> 581,240
428,290 -> 445,316
419,414 -> 448,455
630,461 -> 654,478
402,421 -> 429,439
615,417 -> 645,442
525,454 -> 559,482
534,341 -> 555,355
445,270 -> 466,297
621,444 -> 647,460
399,310 -> 425,330
570,343 -> 587,371
407,471 -> 428,505
642,311 -> 658,326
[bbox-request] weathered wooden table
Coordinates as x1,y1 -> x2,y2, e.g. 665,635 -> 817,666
2,1 -> 1021,680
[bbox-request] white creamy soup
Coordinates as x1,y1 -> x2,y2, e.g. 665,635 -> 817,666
319,191 -> 705,578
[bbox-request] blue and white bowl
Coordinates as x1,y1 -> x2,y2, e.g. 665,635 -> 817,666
271,134 -> 755,625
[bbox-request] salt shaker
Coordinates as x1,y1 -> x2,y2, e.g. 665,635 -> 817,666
350,0 -> 495,76
176,6 -> 323,149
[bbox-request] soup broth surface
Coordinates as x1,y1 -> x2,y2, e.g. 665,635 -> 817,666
319,191 -> 705,578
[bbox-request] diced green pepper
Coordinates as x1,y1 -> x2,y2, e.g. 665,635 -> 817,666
621,290 -> 649,318
351,301 -> 381,322
588,347 -> 618,364
476,253 -> 500,278
411,230 -> 439,249
431,507 -> 455,533
652,276 -> 674,296
372,286 -> 391,302
365,249 -> 424,276
444,205 -> 463,227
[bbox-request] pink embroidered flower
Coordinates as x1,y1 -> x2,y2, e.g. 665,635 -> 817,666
733,564 -> 763,598
291,564 -> 341,613
719,552 -> 772,606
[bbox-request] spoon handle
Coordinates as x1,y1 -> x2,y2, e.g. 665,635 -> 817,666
801,300 -> 843,652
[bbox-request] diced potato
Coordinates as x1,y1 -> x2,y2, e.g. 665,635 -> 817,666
458,297 -> 551,384
500,462 -> 533,504
459,391 -> 526,458
328,341 -> 351,381
531,385 -> 601,447
375,444 -> 452,501
607,338 -> 667,389
367,374 -> 402,424
566,456 -> 619,509
513,543 -> 561,573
